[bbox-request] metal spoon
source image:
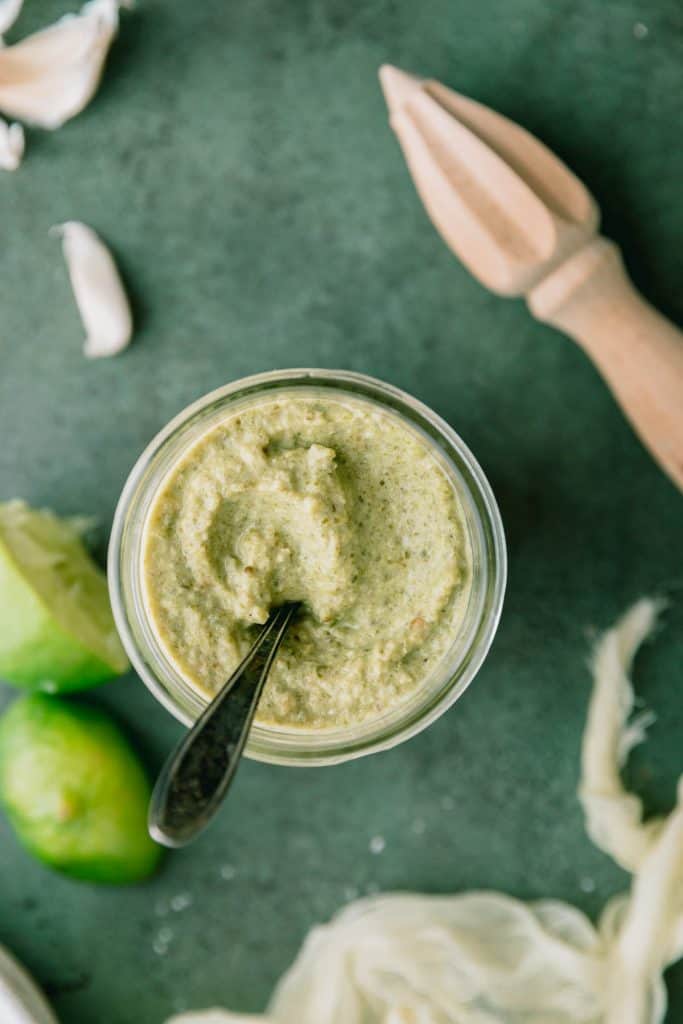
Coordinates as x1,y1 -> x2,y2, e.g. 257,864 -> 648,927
149,602 -> 300,848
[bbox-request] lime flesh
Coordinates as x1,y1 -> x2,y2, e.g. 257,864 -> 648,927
0,500 -> 128,692
0,695 -> 161,884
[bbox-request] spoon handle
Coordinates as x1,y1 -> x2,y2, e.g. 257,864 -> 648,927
149,603 -> 298,848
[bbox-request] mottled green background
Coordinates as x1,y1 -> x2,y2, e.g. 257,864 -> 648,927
1,0 -> 682,1020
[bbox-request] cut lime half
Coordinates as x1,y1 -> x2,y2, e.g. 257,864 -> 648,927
0,500 -> 129,692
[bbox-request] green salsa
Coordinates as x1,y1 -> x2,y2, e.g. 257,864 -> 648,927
143,394 -> 472,729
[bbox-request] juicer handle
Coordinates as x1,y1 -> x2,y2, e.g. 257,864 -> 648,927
528,237 -> 683,492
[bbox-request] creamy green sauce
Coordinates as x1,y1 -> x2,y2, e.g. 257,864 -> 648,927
142,394 -> 472,729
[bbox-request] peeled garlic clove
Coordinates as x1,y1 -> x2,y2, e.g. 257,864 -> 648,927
0,943 -> 58,1024
0,0 -> 127,129
0,117 -> 23,169
53,221 -> 133,359
0,0 -> 23,39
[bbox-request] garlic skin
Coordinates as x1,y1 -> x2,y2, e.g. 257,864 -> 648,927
0,0 -> 128,129
0,117 -> 23,169
53,221 -> 132,359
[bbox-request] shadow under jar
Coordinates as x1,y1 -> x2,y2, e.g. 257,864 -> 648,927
108,369 -> 506,767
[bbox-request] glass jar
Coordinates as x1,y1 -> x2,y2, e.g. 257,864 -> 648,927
108,369 -> 506,766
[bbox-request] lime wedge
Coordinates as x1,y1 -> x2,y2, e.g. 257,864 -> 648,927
0,500 -> 128,692
0,695 -> 162,884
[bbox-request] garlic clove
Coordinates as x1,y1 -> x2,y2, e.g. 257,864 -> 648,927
52,221 -> 133,359
0,0 -> 23,40
0,943 -> 58,1024
0,116 -> 23,169
0,0 -> 128,129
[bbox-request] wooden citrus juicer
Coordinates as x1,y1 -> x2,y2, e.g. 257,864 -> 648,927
379,65 -> 683,492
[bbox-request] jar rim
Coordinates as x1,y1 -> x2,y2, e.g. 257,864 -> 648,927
108,369 -> 507,766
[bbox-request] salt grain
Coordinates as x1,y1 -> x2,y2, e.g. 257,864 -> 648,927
580,876 -> 596,893
171,892 -> 193,912
153,926 -> 174,956
369,836 -> 386,855
220,864 -> 237,881
633,22 -> 648,40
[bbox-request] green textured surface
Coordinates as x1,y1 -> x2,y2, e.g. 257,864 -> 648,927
1,0 -> 682,1020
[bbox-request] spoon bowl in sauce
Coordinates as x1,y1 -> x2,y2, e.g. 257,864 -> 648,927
148,602 -> 300,848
